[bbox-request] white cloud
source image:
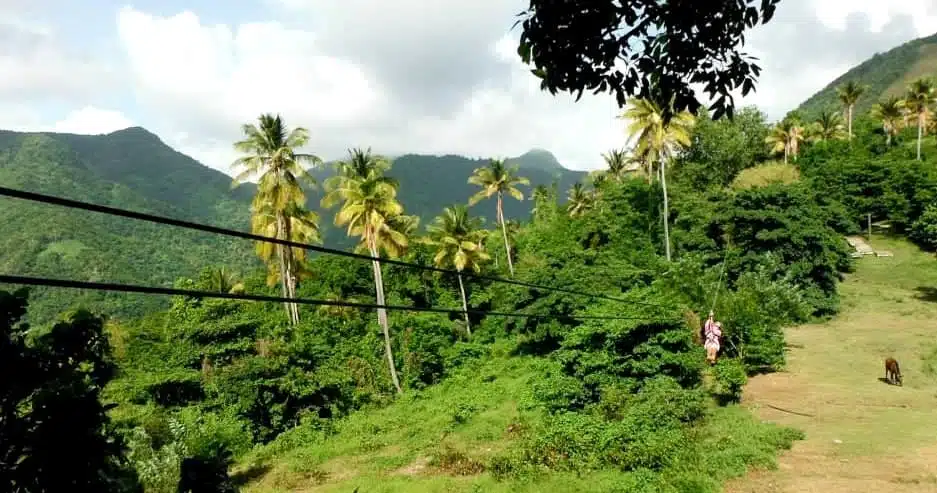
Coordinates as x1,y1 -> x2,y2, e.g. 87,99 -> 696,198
813,0 -> 937,34
113,6 -> 622,171
0,15 -> 120,103
51,106 -> 134,135
0,105 -> 132,135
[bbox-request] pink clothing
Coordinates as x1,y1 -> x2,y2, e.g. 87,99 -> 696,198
704,320 -> 721,350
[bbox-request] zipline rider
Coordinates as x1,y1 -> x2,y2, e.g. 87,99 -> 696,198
703,310 -> 722,365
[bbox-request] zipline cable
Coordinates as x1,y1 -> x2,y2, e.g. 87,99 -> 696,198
0,274 -> 675,322
0,186 -> 664,308
709,245 -> 731,314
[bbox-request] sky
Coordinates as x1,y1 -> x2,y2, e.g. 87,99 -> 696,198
2,1 -> 937,173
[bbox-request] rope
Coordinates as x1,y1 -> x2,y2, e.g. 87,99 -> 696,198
0,274 -> 676,323
709,246 -> 731,313
0,186 -> 665,309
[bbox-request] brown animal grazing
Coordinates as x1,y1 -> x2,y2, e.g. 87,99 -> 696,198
885,357 -> 902,386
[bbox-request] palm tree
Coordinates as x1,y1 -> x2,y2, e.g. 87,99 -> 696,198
250,199 -> 320,307
530,184 -> 553,218
810,110 -> 846,142
870,96 -> 906,146
204,266 -> 245,294
231,113 -> 321,325
601,148 -> 631,181
621,98 -> 695,261
467,159 -> 529,276
566,182 -> 594,218
321,147 -> 410,393
836,81 -> 866,140
424,205 -> 489,336
905,78 -> 936,160
765,119 -> 806,164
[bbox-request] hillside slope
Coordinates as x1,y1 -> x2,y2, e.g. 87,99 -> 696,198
311,152 -> 585,247
798,32 -> 937,116
0,132 -> 258,324
0,127 -> 586,322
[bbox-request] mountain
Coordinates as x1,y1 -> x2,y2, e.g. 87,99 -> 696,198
0,129 -> 259,324
309,150 -> 585,246
798,32 -> 937,116
0,128 -> 586,323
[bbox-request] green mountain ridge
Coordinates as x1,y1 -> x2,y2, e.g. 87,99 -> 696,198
798,32 -> 937,116
0,127 -> 586,323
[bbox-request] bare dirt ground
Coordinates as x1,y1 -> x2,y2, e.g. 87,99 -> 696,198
726,239 -> 937,493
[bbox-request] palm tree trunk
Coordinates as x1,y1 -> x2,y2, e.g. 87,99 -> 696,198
918,113 -> 924,161
659,158 -> 672,262
457,272 -> 471,336
275,213 -> 296,325
885,124 -> 891,146
497,193 -> 515,276
847,105 -> 853,140
369,241 -> 402,393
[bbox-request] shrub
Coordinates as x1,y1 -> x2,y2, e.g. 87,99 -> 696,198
711,358 -> 748,404
910,203 -> 937,250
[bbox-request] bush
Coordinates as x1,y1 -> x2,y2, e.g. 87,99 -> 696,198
499,377 -> 707,474
555,299 -> 704,394
711,358 -> 748,404
910,203 -> 937,250
1,289 -> 141,492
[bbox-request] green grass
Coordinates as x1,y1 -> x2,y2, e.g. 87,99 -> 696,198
727,236 -> 937,492
239,348 -> 801,492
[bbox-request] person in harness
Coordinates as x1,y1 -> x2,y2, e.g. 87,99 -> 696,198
703,311 -> 722,365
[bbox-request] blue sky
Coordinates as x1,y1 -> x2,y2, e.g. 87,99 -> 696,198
2,0 -> 937,174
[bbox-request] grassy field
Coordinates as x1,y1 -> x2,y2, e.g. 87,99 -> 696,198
727,237 -> 937,492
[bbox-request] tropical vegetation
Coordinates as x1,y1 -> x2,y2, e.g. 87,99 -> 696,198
7,59 -> 937,493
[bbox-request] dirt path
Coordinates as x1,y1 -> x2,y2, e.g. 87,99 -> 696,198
726,240 -> 937,492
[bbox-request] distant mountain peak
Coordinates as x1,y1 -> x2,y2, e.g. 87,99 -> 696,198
508,148 -> 564,171
106,126 -> 162,142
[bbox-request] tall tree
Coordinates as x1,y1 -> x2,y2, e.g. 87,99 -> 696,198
600,148 -> 632,181
231,113 -> 321,325
423,205 -> 490,336
530,184 -> 552,218
622,98 -> 695,261
836,81 -> 866,140
1,289 -> 140,492
321,148 -> 410,393
765,119 -> 806,164
467,159 -> 530,276
566,182 -> 594,218
905,78 -> 936,160
515,0 -> 781,120
870,96 -> 906,146
810,109 -> 846,142
250,199 -> 320,310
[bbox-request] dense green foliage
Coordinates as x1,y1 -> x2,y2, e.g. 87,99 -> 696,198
9,50 -> 937,488
798,32 -> 937,116
1,289 -> 140,492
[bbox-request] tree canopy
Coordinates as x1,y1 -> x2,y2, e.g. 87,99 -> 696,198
515,0 -> 781,120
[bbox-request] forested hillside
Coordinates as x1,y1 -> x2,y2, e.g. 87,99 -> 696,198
0,130 -> 258,323
0,128 -> 583,323
798,32 -> 937,116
